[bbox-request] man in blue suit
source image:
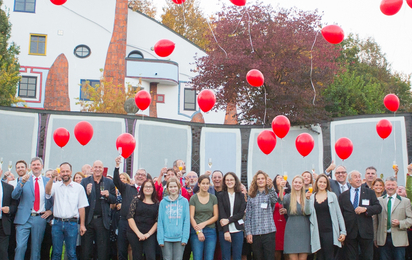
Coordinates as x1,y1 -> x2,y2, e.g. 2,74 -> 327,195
12,157 -> 52,260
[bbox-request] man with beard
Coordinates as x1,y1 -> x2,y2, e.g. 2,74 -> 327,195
45,162 -> 88,260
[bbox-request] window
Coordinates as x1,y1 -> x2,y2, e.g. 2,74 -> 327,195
18,76 -> 37,98
74,45 -> 91,58
184,88 -> 196,110
157,94 -> 165,103
14,0 -> 36,13
128,50 -> 144,59
29,34 -> 47,55
79,79 -> 100,101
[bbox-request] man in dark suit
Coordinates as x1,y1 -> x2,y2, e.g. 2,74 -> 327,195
330,165 -> 351,197
81,160 -> 116,260
0,169 -> 17,259
339,170 -> 382,260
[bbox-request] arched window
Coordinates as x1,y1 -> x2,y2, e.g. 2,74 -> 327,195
128,50 -> 144,59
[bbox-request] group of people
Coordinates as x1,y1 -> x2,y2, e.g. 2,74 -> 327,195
0,157 -> 412,260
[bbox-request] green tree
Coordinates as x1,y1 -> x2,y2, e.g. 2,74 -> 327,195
0,0 -> 21,106
129,0 -> 157,19
161,0 -> 210,50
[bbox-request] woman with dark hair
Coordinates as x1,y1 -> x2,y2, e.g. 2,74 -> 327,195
190,174 -> 218,260
273,174 -> 290,260
217,172 -> 246,260
304,174 -> 346,260
127,179 -> 159,260
372,178 -> 385,198
302,171 -> 313,192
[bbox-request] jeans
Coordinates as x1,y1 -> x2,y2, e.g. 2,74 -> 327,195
379,233 -> 405,260
161,242 -> 186,260
219,231 -> 244,260
190,227 -> 217,260
51,220 -> 78,260
15,215 -> 47,260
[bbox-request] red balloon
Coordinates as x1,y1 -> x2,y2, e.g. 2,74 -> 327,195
295,133 -> 314,157
154,39 -> 175,57
135,90 -> 151,111
53,127 -> 70,148
271,115 -> 290,139
321,25 -> 344,44
257,130 -> 277,155
172,0 -> 186,4
407,0 -> 412,9
74,121 -> 94,146
383,94 -> 400,112
380,0 -> 403,16
335,137 -> 353,160
230,0 -> 246,6
50,0 -> 67,5
376,119 -> 392,139
246,69 -> 264,87
197,89 -> 216,113
116,133 -> 136,159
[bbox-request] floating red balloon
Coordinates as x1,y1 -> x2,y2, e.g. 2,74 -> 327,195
172,0 -> 186,4
197,89 -> 216,113
407,0 -> 412,9
50,0 -> 67,5
257,130 -> 277,155
230,0 -> 246,6
53,128 -> 70,148
321,25 -> 344,44
335,137 -> 353,160
383,94 -> 400,112
271,115 -> 290,139
135,90 -> 151,111
116,133 -> 136,159
376,119 -> 392,139
154,39 -> 175,57
74,121 -> 94,146
380,0 -> 403,16
295,133 -> 314,157
246,69 -> 264,87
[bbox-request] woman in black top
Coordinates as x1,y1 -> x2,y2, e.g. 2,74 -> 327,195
127,179 -> 159,260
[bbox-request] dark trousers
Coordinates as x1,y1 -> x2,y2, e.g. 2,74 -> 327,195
344,234 -> 373,260
117,218 -> 129,260
41,223 -> 53,260
81,217 -> 110,260
251,232 -> 276,260
182,237 -> 192,260
317,231 -> 336,260
0,220 -> 9,259
127,231 -> 157,260
406,230 -> 412,260
379,233 -> 406,260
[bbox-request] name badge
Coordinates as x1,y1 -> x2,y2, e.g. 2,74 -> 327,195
362,199 -> 370,206
238,219 -> 244,225
261,203 -> 268,209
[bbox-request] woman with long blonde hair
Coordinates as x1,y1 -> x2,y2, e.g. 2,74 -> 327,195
280,175 -> 311,260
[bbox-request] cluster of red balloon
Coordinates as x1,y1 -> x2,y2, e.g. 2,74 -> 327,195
53,121 -> 94,148
116,133 -> 136,159
256,115 -> 290,155
376,93 -> 400,139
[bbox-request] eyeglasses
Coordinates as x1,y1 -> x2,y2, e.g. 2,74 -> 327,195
335,171 -> 347,175
136,173 -> 146,177
187,176 -> 197,179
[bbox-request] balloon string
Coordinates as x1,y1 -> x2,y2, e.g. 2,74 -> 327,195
182,1 -> 186,33
380,139 -> 384,176
281,139 -> 284,175
246,11 -> 255,53
231,8 -> 246,35
310,31 -> 319,106
206,18 -> 228,58
263,86 -> 267,126
393,112 -> 396,161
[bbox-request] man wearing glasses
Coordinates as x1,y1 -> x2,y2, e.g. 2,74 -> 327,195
330,165 -> 351,197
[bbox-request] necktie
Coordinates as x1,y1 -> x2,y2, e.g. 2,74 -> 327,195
387,197 -> 392,230
136,186 -> 140,192
341,185 -> 345,193
353,188 -> 359,209
34,177 -> 40,212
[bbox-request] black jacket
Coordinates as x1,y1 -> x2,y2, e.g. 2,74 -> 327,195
1,181 -> 17,235
113,167 -> 138,218
217,191 -> 246,232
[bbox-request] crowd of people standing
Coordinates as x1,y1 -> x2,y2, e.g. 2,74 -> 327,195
1,157 -> 412,260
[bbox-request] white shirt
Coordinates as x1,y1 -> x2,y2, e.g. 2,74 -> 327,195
228,192 -> 240,233
32,175 -> 46,213
46,181 -> 89,218
339,182 -> 349,193
386,193 -> 396,233
350,186 -> 361,208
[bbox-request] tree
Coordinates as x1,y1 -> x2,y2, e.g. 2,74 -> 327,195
129,0 -> 157,19
191,4 -> 341,125
161,0 -> 210,50
0,0 -> 21,106
323,34 -> 412,117
76,70 -> 139,114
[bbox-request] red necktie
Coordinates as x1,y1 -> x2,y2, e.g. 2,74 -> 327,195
136,186 -> 140,192
34,177 -> 40,212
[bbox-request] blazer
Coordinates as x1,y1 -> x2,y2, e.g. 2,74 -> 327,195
330,179 -> 350,197
305,191 -> 347,253
374,194 -> 412,247
217,191 -> 246,232
81,176 -> 116,230
1,182 -> 17,235
12,176 -> 52,225
339,186 -> 382,240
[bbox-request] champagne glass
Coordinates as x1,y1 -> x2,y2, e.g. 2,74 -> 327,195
308,184 -> 313,194
118,147 -> 122,157
8,161 -> 12,171
208,158 -> 212,169
392,161 -> 397,170
100,182 -> 105,199
312,164 -> 315,174
0,157 -> 3,168
178,161 -> 183,172
283,172 -> 288,190
164,158 -> 168,168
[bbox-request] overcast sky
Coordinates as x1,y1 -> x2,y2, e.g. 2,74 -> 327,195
154,0 -> 412,76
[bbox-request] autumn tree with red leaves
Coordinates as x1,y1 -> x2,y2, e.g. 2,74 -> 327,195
191,4 -> 341,125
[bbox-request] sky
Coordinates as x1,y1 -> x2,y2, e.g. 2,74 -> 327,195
154,0 -> 412,76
